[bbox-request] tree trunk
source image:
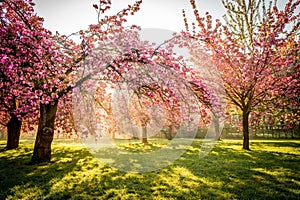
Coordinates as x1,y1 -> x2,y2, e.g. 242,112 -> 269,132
242,111 -> 250,150
213,116 -> 221,140
31,101 -> 58,163
111,131 -> 115,139
6,114 -> 22,150
166,124 -> 174,140
142,126 -> 148,144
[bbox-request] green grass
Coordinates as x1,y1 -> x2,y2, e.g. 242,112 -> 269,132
0,139 -> 299,200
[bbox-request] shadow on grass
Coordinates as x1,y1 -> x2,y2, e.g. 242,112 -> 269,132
0,139 -> 299,199
252,140 -> 300,148
176,140 -> 300,199
0,142 -> 96,199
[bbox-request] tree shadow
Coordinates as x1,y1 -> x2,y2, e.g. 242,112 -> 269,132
177,142 -> 300,199
0,140 -> 299,199
0,145 -> 93,199
252,141 -> 300,148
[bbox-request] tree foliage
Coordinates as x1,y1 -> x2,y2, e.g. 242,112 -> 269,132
183,0 -> 299,149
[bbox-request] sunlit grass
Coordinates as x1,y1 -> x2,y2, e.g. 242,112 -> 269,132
117,140 -> 169,153
0,139 -> 299,199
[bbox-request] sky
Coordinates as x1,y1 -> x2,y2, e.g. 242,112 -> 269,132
34,0 -> 227,35
34,0 -> 297,41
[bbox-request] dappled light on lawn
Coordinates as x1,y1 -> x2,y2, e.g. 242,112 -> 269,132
0,139 -> 299,199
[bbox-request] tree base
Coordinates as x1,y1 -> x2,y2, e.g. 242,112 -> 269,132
30,156 -> 50,164
4,146 -> 19,151
142,138 -> 148,144
242,147 -> 251,151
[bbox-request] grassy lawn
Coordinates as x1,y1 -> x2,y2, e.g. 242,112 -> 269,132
0,139 -> 299,200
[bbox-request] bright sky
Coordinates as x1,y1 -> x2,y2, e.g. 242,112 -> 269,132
34,0 -> 296,38
34,0 -> 227,35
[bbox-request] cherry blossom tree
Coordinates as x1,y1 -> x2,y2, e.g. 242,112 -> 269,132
72,23 -> 223,145
30,0 -> 143,163
183,0 -> 299,149
0,0 -> 41,149
251,39 -> 300,133
1,0 -> 215,163
0,0 -> 143,162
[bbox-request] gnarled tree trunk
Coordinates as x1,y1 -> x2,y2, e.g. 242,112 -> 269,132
242,110 -> 250,150
6,114 -> 22,150
31,101 -> 58,163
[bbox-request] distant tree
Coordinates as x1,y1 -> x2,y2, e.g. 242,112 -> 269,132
183,0 -> 299,149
